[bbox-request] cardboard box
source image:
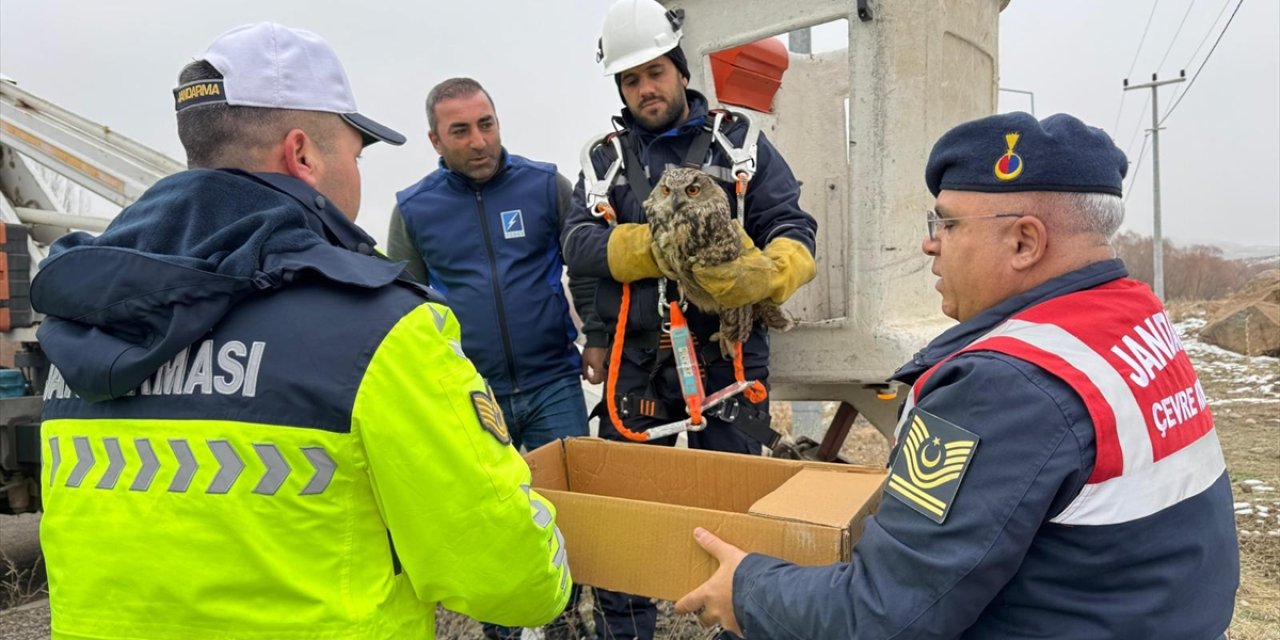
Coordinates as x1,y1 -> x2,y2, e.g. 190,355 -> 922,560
525,437 -> 887,602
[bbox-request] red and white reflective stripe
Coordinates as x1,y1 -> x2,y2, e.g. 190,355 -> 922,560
892,390 -> 918,447
977,319 -> 1225,525
894,320 -> 1013,447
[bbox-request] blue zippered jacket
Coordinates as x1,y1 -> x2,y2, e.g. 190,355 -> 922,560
731,260 -> 1238,639
395,153 -> 580,395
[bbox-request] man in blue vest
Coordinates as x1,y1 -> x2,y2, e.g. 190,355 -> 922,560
390,77 -> 592,640
674,112 -> 1239,639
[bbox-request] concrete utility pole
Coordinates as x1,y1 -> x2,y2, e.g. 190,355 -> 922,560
1124,71 -> 1185,300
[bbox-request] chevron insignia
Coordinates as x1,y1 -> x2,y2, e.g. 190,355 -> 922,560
48,436 -> 336,496
886,409 -> 980,524
472,386 -> 511,445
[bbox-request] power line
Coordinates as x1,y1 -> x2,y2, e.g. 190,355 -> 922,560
1160,0 -> 1245,124
1123,92 -> 1152,161
1124,133 -> 1151,204
1184,0 -> 1234,69
1126,0 -> 1164,80
1115,0 -> 1164,139
1156,0 -> 1197,73
1111,94 -> 1130,140
1166,0 -> 1234,108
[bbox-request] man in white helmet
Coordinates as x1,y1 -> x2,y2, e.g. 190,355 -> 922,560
561,1 -> 817,637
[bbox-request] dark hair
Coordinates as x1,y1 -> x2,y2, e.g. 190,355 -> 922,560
424,77 -> 494,135
176,60 -> 336,168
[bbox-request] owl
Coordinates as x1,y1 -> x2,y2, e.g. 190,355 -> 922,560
643,166 -> 793,359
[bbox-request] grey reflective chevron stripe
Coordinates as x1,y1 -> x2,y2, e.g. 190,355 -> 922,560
96,437 -> 125,490
300,447 -> 336,495
53,436 -> 335,496
253,443 -> 291,495
520,484 -> 553,529
428,305 -> 466,357
67,437 -> 95,488
553,526 -> 569,590
47,436 -> 61,487
531,499 -> 553,528
206,440 -> 244,494
131,438 -> 159,492
429,305 -> 448,331
168,439 -> 197,493
523,483 -> 564,586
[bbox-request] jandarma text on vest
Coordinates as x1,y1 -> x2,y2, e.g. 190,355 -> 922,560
44,339 -> 267,400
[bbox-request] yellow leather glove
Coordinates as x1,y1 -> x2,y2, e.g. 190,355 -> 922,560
692,232 -> 816,308
606,223 -> 663,282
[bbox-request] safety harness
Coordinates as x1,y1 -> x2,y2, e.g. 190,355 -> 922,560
580,108 -> 772,445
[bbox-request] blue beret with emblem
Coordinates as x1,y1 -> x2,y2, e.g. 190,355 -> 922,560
925,112 -> 1128,197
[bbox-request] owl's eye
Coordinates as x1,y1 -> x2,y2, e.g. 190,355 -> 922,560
660,186 -> 671,196
685,184 -> 701,197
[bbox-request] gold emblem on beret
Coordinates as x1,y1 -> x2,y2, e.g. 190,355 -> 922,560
994,132 -> 1024,181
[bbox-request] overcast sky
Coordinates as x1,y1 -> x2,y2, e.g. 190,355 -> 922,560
1,0 -> 1276,251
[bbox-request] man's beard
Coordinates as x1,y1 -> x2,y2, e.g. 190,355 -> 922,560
635,90 -> 688,132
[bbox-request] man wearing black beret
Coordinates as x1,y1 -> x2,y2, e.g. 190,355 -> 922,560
677,112 -> 1239,639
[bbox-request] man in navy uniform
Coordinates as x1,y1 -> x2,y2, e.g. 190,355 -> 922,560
676,112 -> 1239,639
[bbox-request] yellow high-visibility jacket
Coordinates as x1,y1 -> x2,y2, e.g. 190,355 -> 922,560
34,169 -> 571,639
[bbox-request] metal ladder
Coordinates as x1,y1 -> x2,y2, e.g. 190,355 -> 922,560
0,79 -> 185,513
0,78 -> 185,255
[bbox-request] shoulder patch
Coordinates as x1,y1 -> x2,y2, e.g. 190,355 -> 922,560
886,408 -> 980,524
471,386 -> 511,445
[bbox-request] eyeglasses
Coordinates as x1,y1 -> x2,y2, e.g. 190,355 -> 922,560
925,210 -> 1026,241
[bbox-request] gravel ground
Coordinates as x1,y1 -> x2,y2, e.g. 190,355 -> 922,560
0,599 -> 49,640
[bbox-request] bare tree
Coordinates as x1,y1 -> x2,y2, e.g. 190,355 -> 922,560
1114,232 -> 1269,301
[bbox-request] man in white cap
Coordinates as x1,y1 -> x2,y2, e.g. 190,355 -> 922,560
34,22 -> 570,639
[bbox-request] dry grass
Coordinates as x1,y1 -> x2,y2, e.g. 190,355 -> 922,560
1233,536 -> 1280,639
1170,304 -> 1280,639
1,551 -> 46,610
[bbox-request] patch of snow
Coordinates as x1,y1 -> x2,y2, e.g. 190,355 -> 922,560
1213,398 -> 1277,405
1176,317 -> 1208,332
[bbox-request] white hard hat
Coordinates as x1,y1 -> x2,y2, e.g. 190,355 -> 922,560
596,0 -> 685,76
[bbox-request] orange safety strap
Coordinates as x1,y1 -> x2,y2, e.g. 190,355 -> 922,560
730,183 -> 767,406
734,341 -> 768,404
604,260 -> 766,439
605,284 -> 650,442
